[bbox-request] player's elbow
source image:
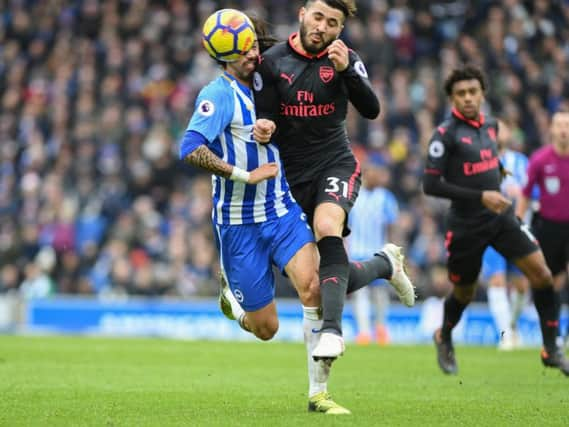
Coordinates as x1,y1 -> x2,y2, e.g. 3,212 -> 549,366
362,101 -> 380,119
422,175 -> 438,196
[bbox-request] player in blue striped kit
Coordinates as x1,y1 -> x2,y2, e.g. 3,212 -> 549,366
480,120 -> 530,350
179,10 -> 350,414
346,154 -> 399,345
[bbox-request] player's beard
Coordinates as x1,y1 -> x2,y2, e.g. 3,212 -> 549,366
299,20 -> 332,54
227,59 -> 256,85
237,67 -> 254,84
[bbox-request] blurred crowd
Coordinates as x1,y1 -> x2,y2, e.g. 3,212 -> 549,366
0,0 -> 568,301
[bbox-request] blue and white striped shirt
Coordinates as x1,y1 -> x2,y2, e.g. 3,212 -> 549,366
500,149 -> 538,223
500,149 -> 528,194
185,72 -> 294,225
346,187 -> 399,260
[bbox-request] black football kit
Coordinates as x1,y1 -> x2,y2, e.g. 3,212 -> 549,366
254,33 -> 380,226
423,109 -> 538,285
253,33 -> 385,336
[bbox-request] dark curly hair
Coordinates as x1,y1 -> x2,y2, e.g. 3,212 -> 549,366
444,66 -> 487,96
305,0 -> 357,18
216,14 -> 277,67
247,15 -> 278,53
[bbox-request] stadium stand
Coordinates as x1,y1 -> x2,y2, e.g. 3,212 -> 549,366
0,0 -> 567,302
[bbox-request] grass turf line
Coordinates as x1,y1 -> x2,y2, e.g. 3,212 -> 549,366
0,335 -> 567,426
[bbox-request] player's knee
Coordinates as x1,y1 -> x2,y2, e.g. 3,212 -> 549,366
453,284 -> 476,304
313,217 -> 341,238
528,264 -> 553,288
253,319 -> 279,341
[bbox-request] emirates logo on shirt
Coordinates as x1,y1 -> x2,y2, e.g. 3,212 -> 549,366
319,66 -> 334,83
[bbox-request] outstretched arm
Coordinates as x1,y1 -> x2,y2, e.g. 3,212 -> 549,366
423,173 -> 511,214
184,144 -> 233,179
422,173 -> 482,200
181,132 -> 278,184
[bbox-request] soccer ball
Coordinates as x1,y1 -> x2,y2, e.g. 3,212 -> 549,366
202,9 -> 256,62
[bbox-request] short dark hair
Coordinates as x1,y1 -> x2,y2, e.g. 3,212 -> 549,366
444,66 -> 487,96
305,0 -> 357,18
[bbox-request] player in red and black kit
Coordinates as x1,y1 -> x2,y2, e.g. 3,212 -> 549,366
423,65 -> 569,376
517,110 -> 569,347
254,0 -> 415,362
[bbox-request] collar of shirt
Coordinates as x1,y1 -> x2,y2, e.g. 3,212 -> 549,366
222,71 -> 252,96
452,107 -> 485,128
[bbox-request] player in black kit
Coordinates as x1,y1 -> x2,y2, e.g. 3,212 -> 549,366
254,0 -> 415,364
423,65 -> 569,376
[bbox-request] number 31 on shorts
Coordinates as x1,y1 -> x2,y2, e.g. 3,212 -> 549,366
325,176 -> 349,198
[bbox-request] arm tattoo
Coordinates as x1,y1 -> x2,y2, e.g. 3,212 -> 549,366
184,145 -> 232,178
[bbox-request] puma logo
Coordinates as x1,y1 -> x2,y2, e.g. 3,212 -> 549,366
327,192 -> 341,202
280,72 -> 294,85
322,277 -> 339,285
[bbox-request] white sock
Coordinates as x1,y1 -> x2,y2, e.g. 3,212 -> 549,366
353,287 -> 371,336
487,286 -> 513,337
510,289 -> 528,328
303,306 -> 328,397
370,286 -> 390,326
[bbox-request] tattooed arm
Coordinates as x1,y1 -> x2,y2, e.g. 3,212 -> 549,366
180,131 -> 278,184
184,144 -> 233,179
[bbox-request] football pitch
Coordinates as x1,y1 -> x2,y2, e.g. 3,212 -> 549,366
0,336 -> 567,426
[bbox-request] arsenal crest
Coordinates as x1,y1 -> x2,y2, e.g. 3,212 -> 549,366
319,66 -> 334,83
487,127 -> 496,141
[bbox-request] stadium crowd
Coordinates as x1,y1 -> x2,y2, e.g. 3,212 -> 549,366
0,0 -> 568,301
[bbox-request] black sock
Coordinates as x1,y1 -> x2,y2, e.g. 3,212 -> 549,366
346,253 -> 392,294
441,294 -> 468,342
317,236 -> 349,334
532,286 -> 560,352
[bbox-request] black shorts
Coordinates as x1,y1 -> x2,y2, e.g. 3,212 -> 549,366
290,159 -> 361,236
445,210 -> 539,285
532,214 -> 569,276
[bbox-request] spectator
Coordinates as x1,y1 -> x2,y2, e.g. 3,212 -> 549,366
0,1 -> 567,301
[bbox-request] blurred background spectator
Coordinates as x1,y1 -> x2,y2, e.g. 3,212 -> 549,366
0,0 -> 567,302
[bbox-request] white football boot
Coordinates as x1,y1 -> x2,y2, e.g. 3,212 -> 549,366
311,332 -> 345,361
218,274 -> 245,325
381,243 -> 415,307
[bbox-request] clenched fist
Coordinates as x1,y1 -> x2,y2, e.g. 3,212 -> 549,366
253,119 -> 276,144
328,39 -> 349,72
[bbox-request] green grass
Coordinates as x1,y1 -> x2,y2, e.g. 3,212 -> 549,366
0,336 -> 567,426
